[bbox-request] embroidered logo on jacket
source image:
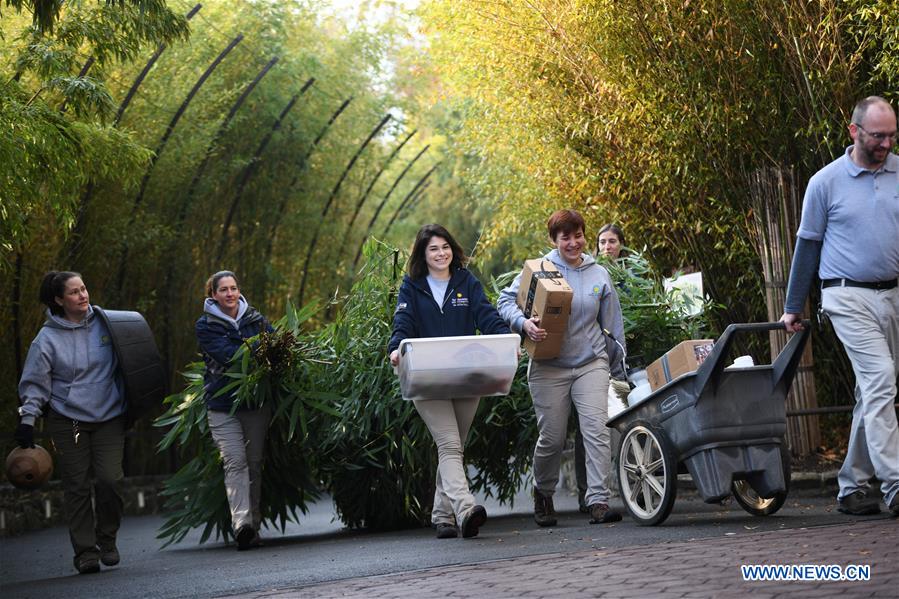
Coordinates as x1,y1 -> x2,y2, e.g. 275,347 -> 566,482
450,293 -> 469,307
590,285 -> 602,297
396,302 -> 408,313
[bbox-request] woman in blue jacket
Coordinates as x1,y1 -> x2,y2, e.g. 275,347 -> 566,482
388,224 -> 511,539
196,270 -> 273,550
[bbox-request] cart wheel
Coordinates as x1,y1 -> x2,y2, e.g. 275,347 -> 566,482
731,443 -> 791,516
617,422 -> 677,526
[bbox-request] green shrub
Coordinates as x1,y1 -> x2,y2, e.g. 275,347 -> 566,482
154,303 -> 333,546
602,249 -> 718,367
154,241 -> 716,542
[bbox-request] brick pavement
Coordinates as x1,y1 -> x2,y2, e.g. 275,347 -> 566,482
225,518 -> 897,599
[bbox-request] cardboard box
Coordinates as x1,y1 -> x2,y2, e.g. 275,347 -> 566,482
647,339 -> 715,390
516,259 -> 573,360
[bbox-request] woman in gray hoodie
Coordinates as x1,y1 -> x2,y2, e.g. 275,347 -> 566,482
15,271 -> 126,574
497,210 -> 626,527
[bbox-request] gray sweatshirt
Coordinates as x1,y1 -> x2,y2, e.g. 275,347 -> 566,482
18,306 -> 124,425
497,249 -> 626,370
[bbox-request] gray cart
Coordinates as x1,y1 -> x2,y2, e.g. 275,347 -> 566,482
607,322 -> 810,525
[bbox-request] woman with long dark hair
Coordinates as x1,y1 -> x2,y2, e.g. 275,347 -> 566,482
596,223 -> 628,260
388,224 -> 511,539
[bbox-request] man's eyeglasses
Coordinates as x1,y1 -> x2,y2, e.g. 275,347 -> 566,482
854,123 -> 897,143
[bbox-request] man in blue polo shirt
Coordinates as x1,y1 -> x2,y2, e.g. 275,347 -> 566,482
780,95 -> 898,517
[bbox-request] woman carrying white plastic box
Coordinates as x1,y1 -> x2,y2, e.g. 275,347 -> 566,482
388,224 -> 511,539
497,210 -> 627,527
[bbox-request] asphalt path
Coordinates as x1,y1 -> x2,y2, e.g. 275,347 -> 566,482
4,483 -> 888,599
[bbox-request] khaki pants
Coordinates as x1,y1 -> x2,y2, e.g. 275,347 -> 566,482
413,397 -> 480,526
575,380 -> 629,498
47,411 -> 125,560
208,405 -> 271,532
824,285 -> 899,505
529,357 -> 612,506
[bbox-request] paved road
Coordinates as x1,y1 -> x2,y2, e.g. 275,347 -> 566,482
233,519 -> 896,599
2,485 -> 894,598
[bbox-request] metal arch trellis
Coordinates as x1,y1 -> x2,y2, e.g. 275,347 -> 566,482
337,129 -> 417,264
112,33 -> 245,302
17,5 -> 203,377
262,96 -> 354,267
214,78 -> 316,265
382,163 -> 442,238
351,144 -> 431,270
400,180 -> 432,222
115,3 -> 204,128
159,56 -> 284,372
169,0 -> 391,134
295,113 -> 394,305
61,2 -> 203,267
180,56 -> 282,228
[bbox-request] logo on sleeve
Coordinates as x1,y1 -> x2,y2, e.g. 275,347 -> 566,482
396,302 -> 408,313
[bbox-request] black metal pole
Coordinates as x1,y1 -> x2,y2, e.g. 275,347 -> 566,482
262,97 -> 353,266
351,144 -> 431,269
383,162 -> 442,238
62,2 -> 202,267
338,129 -> 416,262
214,79 -> 315,265
160,58 -> 284,376
399,180 -> 431,220
296,113 -> 393,305
113,33 -> 244,302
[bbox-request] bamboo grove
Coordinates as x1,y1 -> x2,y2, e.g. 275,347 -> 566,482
2,0 -> 450,444
2,0 -> 898,532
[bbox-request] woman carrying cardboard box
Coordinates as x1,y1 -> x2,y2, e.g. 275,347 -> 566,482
388,224 -> 511,539
498,210 -> 627,526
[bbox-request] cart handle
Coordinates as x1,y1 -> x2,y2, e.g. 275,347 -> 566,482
691,321 -> 811,399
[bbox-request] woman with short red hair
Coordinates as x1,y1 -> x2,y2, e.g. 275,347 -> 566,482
497,210 -> 626,527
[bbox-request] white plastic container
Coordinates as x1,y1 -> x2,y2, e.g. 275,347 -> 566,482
725,355 -> 756,370
397,334 -> 521,401
626,368 -> 652,407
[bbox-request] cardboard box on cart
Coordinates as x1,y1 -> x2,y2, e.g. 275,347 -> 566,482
646,339 -> 715,391
516,259 -> 573,360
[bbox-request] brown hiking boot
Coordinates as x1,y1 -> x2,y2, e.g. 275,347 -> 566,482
533,488 -> 557,527
235,525 -> 255,550
837,491 -> 881,516
99,543 -> 120,566
589,503 -> 623,524
74,553 -> 100,574
461,505 -> 487,538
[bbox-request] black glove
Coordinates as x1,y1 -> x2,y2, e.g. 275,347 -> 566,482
14,423 -> 34,449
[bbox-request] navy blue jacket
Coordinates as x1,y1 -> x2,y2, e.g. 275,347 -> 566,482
195,306 -> 272,411
388,268 -> 511,354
